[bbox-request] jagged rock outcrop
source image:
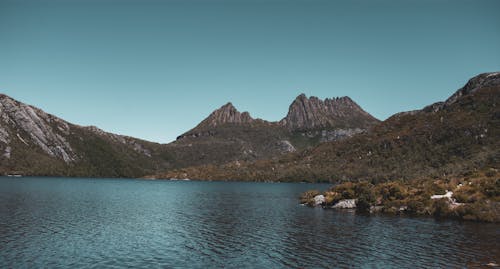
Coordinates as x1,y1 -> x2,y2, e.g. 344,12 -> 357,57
171,93 -> 379,168
176,102 -> 259,140
196,102 -> 255,128
280,94 -> 379,131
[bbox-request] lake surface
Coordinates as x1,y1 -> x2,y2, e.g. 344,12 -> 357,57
0,177 -> 498,268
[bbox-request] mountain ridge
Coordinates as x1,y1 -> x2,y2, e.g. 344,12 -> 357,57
177,93 -> 379,141
0,90 -> 378,177
169,93 -> 378,168
2,72 -> 498,180
155,72 -> 500,182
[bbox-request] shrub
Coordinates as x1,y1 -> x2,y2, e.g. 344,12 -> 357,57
453,201 -> 500,222
300,190 -> 321,206
485,170 -> 496,177
406,198 -> 428,214
481,178 -> 500,198
357,194 -> 375,213
324,191 -> 342,206
431,199 -> 451,218
377,182 -> 408,201
331,182 -> 356,199
354,182 -> 375,213
429,181 -> 447,195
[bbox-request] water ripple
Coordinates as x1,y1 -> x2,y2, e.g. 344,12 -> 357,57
0,177 -> 499,268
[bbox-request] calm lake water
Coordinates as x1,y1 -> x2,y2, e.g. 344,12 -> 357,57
0,177 -> 498,268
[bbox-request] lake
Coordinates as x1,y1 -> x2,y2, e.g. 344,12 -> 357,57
0,177 -> 498,268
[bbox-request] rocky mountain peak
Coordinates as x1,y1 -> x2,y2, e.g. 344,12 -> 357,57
196,102 -> 255,129
445,72 -> 500,106
423,72 -> 500,113
280,94 -> 379,131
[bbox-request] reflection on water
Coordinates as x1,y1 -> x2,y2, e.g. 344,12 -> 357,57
0,177 -> 498,268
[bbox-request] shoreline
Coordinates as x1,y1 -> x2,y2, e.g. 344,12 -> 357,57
300,170 -> 500,223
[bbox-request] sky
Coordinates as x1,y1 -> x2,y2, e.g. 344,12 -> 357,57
1,0 -> 499,143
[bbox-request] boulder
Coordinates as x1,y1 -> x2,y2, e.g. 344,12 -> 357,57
431,191 -> 453,200
313,195 -> 325,206
332,199 -> 357,209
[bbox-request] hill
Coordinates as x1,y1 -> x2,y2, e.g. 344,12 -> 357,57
0,94 -> 171,177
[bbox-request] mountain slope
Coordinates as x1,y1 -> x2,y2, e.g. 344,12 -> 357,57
157,72 -> 500,182
167,95 -> 379,168
0,94 -> 170,177
0,91 -> 378,177
184,102 -> 256,131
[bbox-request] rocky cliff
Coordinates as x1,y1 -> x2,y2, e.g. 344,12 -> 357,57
197,102 -> 255,128
280,94 -> 379,131
0,94 -> 76,163
176,102 -> 261,140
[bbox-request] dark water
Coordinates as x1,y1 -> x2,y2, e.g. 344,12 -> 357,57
0,177 -> 498,268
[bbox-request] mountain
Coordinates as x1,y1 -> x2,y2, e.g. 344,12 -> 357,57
0,91 -> 377,177
4,72 -> 497,181
156,72 -> 500,182
186,102 -> 255,130
0,94 -> 170,177
167,94 -> 379,168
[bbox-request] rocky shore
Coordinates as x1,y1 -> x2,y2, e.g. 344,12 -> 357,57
300,169 -> 500,222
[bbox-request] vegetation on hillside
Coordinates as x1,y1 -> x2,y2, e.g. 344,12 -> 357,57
156,86 -> 499,183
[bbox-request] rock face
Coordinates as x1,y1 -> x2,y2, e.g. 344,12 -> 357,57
280,94 -> 379,131
445,72 -> 500,106
176,102 -> 259,140
424,72 -> 500,112
277,140 -> 296,153
314,195 -> 326,206
173,94 -> 379,168
0,94 -> 76,163
196,102 -> 255,128
332,199 -> 357,209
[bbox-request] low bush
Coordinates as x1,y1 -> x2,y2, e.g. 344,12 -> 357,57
299,190 -> 321,206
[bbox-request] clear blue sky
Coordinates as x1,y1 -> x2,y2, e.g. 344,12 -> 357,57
1,0 -> 499,143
